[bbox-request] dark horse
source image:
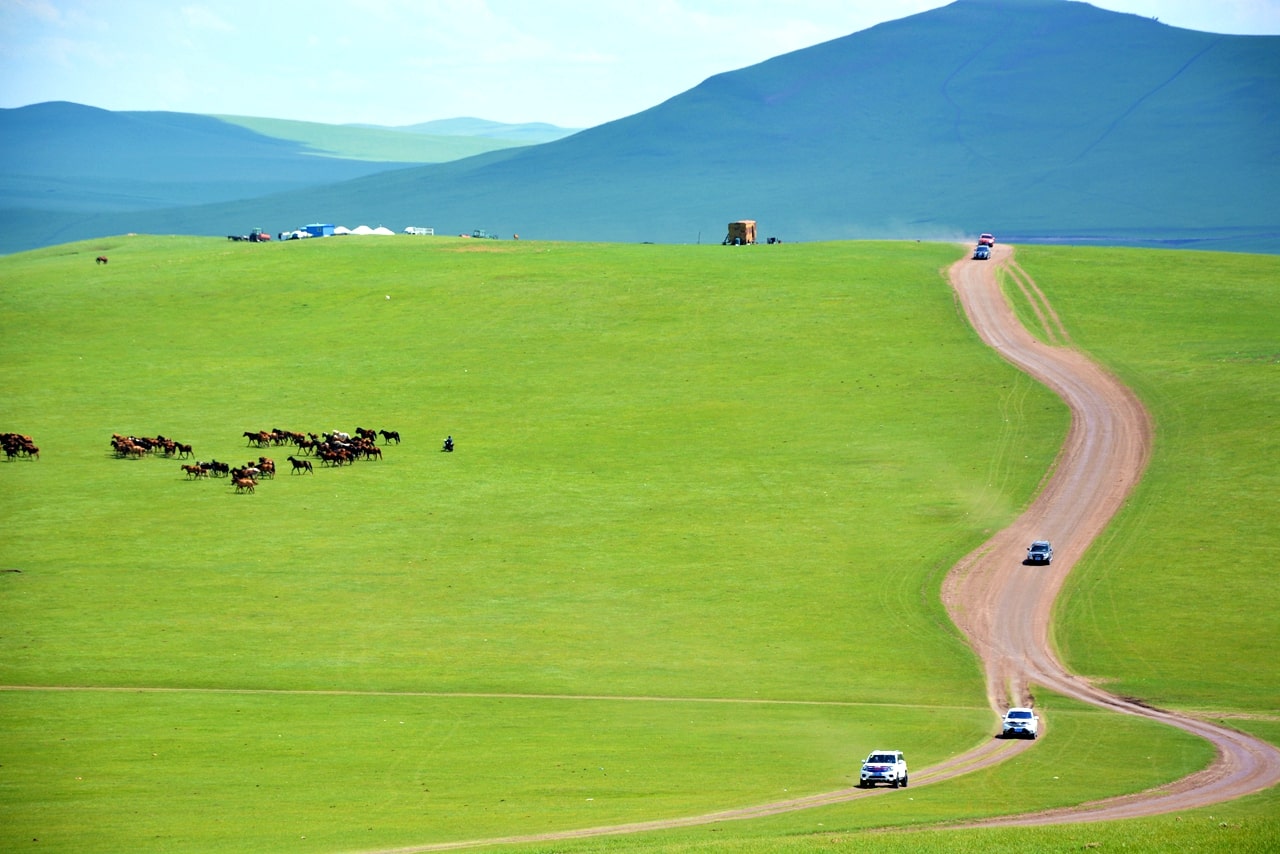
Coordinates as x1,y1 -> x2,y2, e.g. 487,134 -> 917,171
287,455 -> 314,474
96,256 -> 108,264
379,429 -> 401,445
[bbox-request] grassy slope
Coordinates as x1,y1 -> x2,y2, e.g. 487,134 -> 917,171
211,114 -> 531,162
1005,247 -> 1280,713
0,236 -> 1068,852
444,249 -> 1280,854
544,245 -> 1280,854
1,238 -> 1273,852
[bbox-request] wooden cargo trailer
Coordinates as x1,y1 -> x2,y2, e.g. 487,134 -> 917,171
723,220 -> 757,245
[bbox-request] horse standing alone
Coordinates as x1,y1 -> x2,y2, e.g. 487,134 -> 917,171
96,256 -> 108,265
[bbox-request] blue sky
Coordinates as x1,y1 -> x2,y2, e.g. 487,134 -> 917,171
2,0 -> 1276,128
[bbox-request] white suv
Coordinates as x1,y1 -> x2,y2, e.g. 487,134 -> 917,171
1001,707 -> 1040,739
859,750 -> 908,788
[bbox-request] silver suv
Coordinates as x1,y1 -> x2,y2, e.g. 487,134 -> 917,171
1026,540 -> 1053,565
1001,707 -> 1040,739
859,750 -> 908,788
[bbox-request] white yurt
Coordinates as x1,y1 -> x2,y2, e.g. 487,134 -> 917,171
332,225 -> 351,235
372,226 -> 395,236
351,225 -> 374,235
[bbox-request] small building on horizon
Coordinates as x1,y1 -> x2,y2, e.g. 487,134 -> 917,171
303,223 -> 335,237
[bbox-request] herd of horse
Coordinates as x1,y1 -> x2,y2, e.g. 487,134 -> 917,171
11,427 -> 415,495
111,433 -> 193,459
167,426 -> 403,494
3,432 -> 39,461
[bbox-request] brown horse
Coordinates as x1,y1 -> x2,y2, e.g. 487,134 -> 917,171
96,256 -> 108,264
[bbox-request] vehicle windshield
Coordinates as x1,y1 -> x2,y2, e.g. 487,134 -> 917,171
1008,710 -> 1032,719
869,754 -> 897,763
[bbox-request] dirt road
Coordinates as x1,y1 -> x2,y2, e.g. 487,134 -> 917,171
941,243 -> 1280,825
365,244 -> 1279,852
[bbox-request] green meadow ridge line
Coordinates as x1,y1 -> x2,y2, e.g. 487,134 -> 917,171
0,685 -> 983,711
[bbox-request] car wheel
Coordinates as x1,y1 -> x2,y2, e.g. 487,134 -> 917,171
902,775 -> 908,787
891,780 -> 899,788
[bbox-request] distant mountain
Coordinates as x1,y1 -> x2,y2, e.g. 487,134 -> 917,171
386,118 -> 580,144
0,101 -> 416,213
215,115 -> 555,161
5,0 -> 1278,254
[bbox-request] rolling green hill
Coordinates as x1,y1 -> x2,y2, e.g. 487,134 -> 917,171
373,116 -> 581,143
211,114 -> 563,161
1,236 -> 1276,852
0,101 -> 419,212
6,0 -> 1274,256
0,104 -> 564,249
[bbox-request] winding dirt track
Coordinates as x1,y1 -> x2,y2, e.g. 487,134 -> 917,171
940,244 -> 1280,826
363,245 -> 1280,852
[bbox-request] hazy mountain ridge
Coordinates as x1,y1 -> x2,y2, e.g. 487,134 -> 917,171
0,101 -> 419,213
3,0 -> 1277,253
372,118 -> 580,143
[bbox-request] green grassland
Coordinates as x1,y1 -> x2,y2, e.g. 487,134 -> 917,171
212,115 -> 532,163
0,237 -> 1274,852
1000,247 -> 1280,713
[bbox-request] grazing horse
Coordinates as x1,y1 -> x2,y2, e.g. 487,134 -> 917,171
287,455 -> 313,474
200,459 -> 229,477
233,477 -> 256,494
379,429 -> 401,445
95,256 -> 108,265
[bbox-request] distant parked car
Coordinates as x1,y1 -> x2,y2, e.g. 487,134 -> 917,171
1001,707 -> 1040,739
978,233 -> 995,245
859,750 -> 908,788
973,245 -> 991,260
1025,540 -> 1053,565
